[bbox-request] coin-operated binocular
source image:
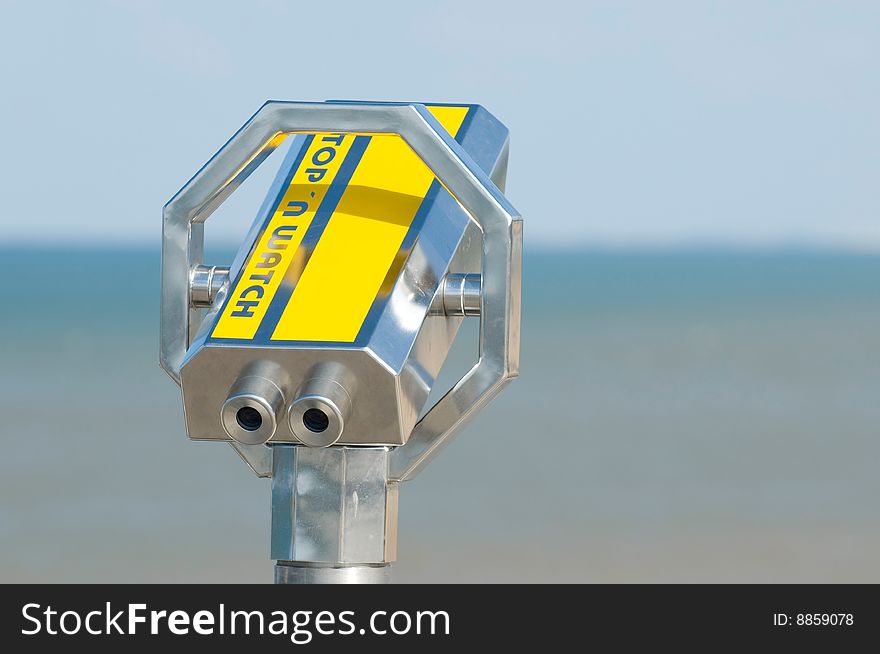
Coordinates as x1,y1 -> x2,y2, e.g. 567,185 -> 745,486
160,101 -> 521,583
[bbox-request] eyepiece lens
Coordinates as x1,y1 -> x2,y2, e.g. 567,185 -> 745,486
236,406 -> 263,432
302,408 -> 330,433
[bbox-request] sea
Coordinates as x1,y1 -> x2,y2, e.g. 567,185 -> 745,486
1,247 -> 878,582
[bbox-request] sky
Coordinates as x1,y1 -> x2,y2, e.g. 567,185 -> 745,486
0,0 -> 878,249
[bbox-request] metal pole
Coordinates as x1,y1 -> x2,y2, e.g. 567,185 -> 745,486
274,563 -> 391,584
270,446 -> 397,584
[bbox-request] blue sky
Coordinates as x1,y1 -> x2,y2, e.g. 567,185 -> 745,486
1,0 -> 878,249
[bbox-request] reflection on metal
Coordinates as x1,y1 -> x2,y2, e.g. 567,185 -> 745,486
161,101 -> 521,583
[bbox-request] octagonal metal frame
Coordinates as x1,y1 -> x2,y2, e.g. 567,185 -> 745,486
160,101 -> 521,481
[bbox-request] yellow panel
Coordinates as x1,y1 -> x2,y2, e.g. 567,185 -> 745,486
270,105 -> 469,342
212,133 -> 355,339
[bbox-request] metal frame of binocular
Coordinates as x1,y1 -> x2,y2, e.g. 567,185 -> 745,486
160,101 -> 522,584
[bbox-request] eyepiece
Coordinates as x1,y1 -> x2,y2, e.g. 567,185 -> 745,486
288,372 -> 352,448
221,374 -> 284,445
